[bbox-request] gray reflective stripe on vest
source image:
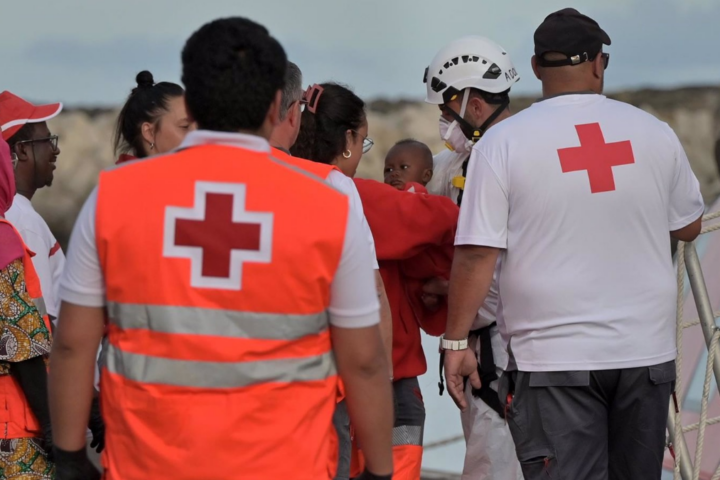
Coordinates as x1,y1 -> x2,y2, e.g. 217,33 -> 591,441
32,297 -> 47,318
392,425 -> 423,447
105,344 -> 336,388
107,302 -> 328,340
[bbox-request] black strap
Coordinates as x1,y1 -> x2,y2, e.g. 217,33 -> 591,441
469,323 -> 505,418
456,154 -> 471,207
447,96 -> 510,208
438,349 -> 445,396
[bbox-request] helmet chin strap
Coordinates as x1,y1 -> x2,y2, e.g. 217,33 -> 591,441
446,88 -> 510,145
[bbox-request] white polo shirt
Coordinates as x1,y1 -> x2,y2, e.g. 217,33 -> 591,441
5,194 -> 66,319
60,130 -> 380,329
457,94 -> 705,371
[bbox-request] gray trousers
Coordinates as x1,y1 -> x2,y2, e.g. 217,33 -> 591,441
501,360 -> 675,480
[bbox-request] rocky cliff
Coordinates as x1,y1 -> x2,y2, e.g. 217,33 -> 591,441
36,85 -> 720,247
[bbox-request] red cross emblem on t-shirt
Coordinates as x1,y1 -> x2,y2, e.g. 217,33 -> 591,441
557,123 -> 635,194
163,182 -> 273,290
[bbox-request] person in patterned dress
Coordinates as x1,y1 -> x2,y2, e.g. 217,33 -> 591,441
0,134 -> 55,479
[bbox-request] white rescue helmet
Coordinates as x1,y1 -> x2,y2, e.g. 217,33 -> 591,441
424,35 -> 520,105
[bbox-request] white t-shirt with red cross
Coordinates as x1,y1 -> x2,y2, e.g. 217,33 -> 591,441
456,93 -> 705,372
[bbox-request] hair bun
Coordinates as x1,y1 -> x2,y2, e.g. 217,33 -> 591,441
135,70 -> 155,89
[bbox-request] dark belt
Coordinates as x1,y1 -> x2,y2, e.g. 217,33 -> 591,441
438,322 -> 504,418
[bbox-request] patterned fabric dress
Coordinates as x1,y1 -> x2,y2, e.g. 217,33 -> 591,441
0,259 -> 54,479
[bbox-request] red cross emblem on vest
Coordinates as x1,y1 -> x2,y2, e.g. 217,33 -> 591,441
557,123 -> 635,194
163,182 -> 273,290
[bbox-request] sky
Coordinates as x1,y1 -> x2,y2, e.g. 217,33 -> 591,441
1,0 -> 720,107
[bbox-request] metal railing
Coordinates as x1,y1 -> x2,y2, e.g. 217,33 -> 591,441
669,210 -> 720,480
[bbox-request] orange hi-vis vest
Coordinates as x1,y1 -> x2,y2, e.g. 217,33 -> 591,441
271,148 -> 349,477
271,147 -> 340,179
95,142 -> 350,480
0,219 -> 52,440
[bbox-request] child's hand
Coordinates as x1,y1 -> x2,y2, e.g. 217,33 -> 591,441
422,277 -> 449,296
421,293 -> 441,311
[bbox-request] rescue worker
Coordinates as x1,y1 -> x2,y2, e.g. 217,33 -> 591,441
444,9 -> 704,480
48,17 -> 393,480
423,36 -> 522,479
268,63 -> 394,480
114,70 -> 192,164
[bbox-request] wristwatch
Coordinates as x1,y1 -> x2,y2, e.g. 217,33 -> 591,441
439,335 -> 468,351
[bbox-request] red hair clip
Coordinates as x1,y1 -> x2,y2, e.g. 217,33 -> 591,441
302,84 -> 324,114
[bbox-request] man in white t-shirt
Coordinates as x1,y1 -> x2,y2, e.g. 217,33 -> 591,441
443,9 -> 705,480
0,91 -> 65,322
424,36 -> 522,480
268,60 -> 392,480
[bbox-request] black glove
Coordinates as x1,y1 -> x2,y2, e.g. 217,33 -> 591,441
53,446 -> 101,480
356,469 -> 393,480
10,356 -> 53,459
41,425 -> 54,461
88,393 -> 105,453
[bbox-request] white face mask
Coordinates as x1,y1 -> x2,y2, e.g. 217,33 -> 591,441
439,117 -> 473,155
438,89 -> 474,155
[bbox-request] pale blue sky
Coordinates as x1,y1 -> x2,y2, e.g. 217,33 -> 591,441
1,0 -> 719,107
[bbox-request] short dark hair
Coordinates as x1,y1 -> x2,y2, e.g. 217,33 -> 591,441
280,62 -> 303,121
469,87 -> 510,106
114,70 -> 184,158
388,138 -> 433,170
291,83 -> 365,164
6,123 -> 35,148
181,17 -> 287,132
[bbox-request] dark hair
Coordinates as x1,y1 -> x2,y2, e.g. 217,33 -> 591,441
7,123 -> 36,148
469,87 -> 510,105
388,138 -> 433,170
113,70 -> 184,158
181,17 -> 287,132
280,62 -> 303,121
291,83 -> 366,164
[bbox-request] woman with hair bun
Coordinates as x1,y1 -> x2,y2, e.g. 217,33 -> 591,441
114,71 -> 193,163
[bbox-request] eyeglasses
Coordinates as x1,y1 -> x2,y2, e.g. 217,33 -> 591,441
352,130 -> 374,154
297,98 -> 308,113
598,52 -> 610,70
14,135 -> 59,151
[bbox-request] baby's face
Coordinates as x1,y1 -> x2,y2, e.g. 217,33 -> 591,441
384,147 -> 430,190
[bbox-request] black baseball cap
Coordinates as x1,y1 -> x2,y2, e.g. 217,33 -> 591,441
534,8 -> 611,67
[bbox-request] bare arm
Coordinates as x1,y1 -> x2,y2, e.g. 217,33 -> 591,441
443,245 -> 499,410
671,215 -> 703,242
331,324 -> 393,476
375,271 -> 393,379
445,246 -> 499,340
49,302 -> 105,451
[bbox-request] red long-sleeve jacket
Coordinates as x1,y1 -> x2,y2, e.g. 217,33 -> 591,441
353,179 -> 459,380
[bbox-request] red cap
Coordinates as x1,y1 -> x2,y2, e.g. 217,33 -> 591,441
0,91 -> 63,141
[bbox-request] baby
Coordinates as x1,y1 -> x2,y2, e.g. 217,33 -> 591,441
383,139 -> 434,190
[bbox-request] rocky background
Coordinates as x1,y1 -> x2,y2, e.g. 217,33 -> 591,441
39,86 -> 720,248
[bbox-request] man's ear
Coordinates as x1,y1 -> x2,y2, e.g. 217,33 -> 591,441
531,55 -> 541,80
12,142 -> 30,163
267,90 -> 283,128
592,54 -> 604,79
288,100 -> 300,129
467,95 -> 486,122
